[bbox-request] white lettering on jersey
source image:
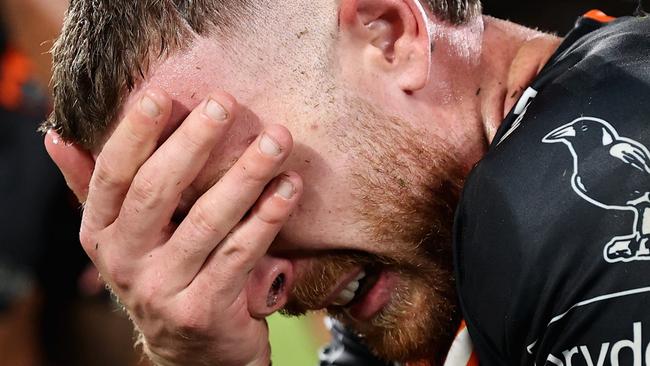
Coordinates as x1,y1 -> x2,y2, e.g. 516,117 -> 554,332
497,87 -> 538,146
544,322 -> 646,366
526,287 -> 650,361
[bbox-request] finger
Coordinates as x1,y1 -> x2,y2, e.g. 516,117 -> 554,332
163,125 -> 293,287
182,172 -> 303,300
44,130 -> 94,203
116,93 -> 237,243
82,88 -> 171,237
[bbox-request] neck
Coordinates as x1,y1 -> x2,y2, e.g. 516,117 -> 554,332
411,17 -> 560,172
476,16 -> 561,145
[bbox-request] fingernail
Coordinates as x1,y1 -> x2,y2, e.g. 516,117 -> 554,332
47,129 -> 60,145
205,99 -> 228,121
141,95 -> 160,118
259,133 -> 281,156
276,178 -> 295,199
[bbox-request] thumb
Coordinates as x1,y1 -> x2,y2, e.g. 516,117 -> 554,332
44,130 -> 94,203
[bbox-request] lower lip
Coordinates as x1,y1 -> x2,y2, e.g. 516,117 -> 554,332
348,270 -> 396,321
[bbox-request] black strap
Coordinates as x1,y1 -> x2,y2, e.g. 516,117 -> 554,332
319,319 -> 397,366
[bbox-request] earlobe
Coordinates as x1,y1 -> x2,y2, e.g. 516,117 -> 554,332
394,35 -> 431,92
338,0 -> 432,93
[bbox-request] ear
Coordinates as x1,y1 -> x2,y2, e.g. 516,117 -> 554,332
339,0 -> 432,92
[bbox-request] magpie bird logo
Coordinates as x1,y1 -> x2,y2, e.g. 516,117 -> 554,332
543,117 -> 650,263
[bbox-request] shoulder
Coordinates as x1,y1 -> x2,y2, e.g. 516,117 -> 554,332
455,13 -> 650,365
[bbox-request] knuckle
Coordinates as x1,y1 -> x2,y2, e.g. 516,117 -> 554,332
188,203 -> 226,238
178,125 -> 207,154
253,205 -> 287,226
132,284 -> 164,319
240,160 -> 272,186
222,232 -> 256,267
173,306 -> 211,336
129,174 -> 163,209
93,154 -> 131,189
103,260 -> 134,293
124,117 -> 153,144
78,228 -> 96,253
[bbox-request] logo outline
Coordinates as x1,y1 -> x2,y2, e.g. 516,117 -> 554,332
542,116 -> 650,263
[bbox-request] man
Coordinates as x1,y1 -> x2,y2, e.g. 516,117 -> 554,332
42,0 -> 649,365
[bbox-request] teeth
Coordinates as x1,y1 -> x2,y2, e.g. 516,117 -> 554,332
355,270 -> 366,281
332,270 -> 367,306
333,289 -> 356,306
346,280 -> 359,292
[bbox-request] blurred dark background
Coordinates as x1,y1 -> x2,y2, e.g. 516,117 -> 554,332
483,0 -> 641,34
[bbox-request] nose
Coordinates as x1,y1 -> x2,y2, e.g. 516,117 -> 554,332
246,255 -> 294,318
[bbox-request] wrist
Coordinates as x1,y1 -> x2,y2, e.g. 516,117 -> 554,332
141,337 -> 272,366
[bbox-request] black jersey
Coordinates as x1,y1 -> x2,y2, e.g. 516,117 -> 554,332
318,11 -> 650,366
454,13 -> 650,366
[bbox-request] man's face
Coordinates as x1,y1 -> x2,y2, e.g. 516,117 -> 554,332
116,6 -> 467,361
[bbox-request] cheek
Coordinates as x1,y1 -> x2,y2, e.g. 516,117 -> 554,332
277,152 -> 342,225
275,173 -> 369,252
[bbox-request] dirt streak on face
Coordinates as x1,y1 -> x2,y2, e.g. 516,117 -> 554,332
282,98 -> 464,363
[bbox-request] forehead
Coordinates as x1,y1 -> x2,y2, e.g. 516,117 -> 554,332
126,37 -> 225,125
117,36 -> 265,145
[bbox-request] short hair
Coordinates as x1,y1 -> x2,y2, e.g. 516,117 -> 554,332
42,0 -> 482,149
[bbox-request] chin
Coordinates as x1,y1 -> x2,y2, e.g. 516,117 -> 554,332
281,247 -> 459,363
334,270 -> 460,364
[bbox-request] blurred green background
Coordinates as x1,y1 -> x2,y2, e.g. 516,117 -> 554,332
269,314 -> 323,366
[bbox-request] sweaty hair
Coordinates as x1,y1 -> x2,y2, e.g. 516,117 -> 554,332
42,0 -> 482,149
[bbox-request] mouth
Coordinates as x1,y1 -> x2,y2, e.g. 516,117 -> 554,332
325,266 -> 395,321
